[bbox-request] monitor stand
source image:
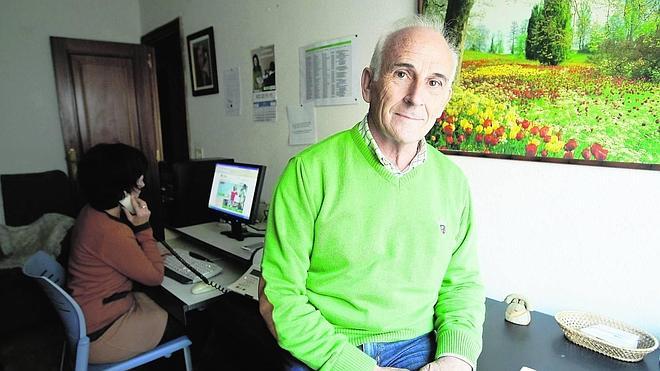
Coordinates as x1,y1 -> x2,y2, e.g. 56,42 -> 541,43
221,220 -> 264,241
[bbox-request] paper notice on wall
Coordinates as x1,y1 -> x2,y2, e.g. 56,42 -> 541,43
287,104 -> 316,146
299,35 -> 360,106
253,90 -> 277,122
223,67 -> 241,116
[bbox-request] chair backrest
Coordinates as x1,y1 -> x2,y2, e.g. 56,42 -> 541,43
23,252 -> 89,370
1,169 -> 78,226
22,250 -> 66,286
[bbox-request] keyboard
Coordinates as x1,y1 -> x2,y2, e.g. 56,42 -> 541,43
164,253 -> 223,284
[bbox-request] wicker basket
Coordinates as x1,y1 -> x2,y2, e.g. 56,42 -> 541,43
555,311 -> 659,362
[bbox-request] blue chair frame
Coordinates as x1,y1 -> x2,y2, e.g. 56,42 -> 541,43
23,251 -> 193,371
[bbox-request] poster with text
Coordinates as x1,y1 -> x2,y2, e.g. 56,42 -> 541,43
299,35 -> 361,106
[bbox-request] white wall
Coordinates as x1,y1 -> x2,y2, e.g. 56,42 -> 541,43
139,0 -> 660,337
0,0 -> 142,223
138,0 -> 660,337
455,156 -> 660,337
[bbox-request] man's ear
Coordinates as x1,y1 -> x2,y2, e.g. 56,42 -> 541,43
361,67 -> 374,103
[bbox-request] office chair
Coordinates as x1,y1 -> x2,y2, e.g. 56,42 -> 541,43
22,251 -> 193,371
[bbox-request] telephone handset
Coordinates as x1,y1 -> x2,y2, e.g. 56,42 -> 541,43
119,192 -> 135,214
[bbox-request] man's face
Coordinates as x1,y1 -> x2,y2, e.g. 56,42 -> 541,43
362,27 -> 454,147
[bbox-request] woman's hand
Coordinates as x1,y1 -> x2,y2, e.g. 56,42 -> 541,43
123,196 -> 150,226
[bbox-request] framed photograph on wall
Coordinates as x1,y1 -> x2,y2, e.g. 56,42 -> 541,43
186,27 -> 219,96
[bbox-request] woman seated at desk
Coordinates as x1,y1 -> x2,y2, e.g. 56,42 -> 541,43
67,143 -> 179,363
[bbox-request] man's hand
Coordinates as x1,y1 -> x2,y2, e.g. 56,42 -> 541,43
258,278 -> 278,339
418,356 -> 471,371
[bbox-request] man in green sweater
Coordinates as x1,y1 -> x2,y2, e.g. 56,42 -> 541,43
260,16 -> 485,371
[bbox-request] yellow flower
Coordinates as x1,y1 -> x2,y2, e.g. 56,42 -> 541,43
484,126 -> 494,135
475,124 -> 484,133
509,125 -> 521,139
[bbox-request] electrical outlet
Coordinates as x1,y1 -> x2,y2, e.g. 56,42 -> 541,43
194,147 -> 204,159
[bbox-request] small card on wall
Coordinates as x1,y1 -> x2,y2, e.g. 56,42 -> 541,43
286,103 -> 316,146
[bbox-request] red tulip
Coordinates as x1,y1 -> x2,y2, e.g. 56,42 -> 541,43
530,126 -> 539,136
541,149 -> 548,157
446,135 -> 454,145
515,131 -> 524,141
457,134 -> 465,144
525,143 -> 537,157
443,125 -> 454,135
465,127 -> 473,136
485,134 -> 498,146
495,126 -> 505,137
475,134 -> 483,143
581,147 -> 591,160
539,126 -> 550,138
483,118 -> 492,127
446,115 -> 455,124
590,143 -> 608,160
520,119 -> 531,129
564,139 -> 577,151
563,151 -> 574,159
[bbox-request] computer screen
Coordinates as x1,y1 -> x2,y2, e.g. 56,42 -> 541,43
208,162 -> 266,241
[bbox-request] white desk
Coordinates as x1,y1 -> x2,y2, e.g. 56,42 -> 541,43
153,224 -> 265,324
176,222 -> 264,261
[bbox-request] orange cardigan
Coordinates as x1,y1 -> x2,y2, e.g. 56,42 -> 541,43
67,205 -> 164,333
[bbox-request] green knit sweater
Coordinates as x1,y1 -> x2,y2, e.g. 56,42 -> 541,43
262,124 -> 485,371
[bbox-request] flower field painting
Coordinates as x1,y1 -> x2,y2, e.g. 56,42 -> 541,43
423,0 -> 659,169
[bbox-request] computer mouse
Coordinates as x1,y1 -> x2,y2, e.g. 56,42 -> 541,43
191,282 -> 216,295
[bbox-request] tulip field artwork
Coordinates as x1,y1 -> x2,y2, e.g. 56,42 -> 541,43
424,0 -> 659,169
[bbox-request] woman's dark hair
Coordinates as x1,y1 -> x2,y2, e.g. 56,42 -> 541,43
78,143 -> 147,211
252,54 -> 260,68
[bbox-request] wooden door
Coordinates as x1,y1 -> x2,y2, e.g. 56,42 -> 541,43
51,37 -> 164,238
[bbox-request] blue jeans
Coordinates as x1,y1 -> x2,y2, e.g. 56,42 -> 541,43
284,332 -> 435,370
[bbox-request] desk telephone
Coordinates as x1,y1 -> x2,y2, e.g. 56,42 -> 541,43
160,240 -> 262,300
226,248 -> 263,300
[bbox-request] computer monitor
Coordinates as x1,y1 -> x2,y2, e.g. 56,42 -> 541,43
207,162 -> 266,241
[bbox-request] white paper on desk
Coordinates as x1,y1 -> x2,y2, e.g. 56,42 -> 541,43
287,103 -> 316,146
580,324 -> 639,348
223,67 -> 241,116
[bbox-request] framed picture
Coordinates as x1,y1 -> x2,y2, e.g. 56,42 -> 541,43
421,1 -> 659,170
186,27 -> 219,96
